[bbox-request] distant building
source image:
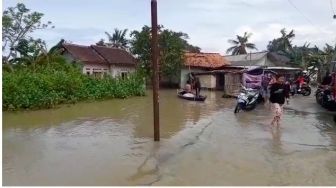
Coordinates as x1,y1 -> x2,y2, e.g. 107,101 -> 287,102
224,51 -> 292,67
180,52 -> 231,89
59,42 -> 136,78
188,51 -> 301,96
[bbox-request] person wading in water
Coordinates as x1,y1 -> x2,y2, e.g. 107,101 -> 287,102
269,75 -> 290,128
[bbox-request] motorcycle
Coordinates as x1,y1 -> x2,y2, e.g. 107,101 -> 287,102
290,82 -> 311,96
234,86 -> 263,113
316,85 -> 336,111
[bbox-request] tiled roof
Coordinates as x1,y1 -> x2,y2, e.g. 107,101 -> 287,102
61,43 -> 136,66
62,43 -> 106,64
91,45 -> 136,65
184,52 -> 230,68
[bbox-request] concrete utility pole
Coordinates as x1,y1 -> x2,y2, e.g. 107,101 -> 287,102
151,0 -> 160,141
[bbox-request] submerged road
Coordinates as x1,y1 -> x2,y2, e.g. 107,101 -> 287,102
3,90 -> 336,186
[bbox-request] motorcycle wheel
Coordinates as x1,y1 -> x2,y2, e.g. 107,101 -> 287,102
234,104 -> 241,113
315,92 -> 323,105
245,103 -> 257,111
302,88 -> 311,96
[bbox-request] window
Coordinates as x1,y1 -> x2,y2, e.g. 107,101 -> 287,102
93,72 -> 102,78
121,72 -> 128,79
85,68 -> 91,75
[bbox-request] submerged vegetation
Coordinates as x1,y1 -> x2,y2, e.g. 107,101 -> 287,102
3,60 -> 145,111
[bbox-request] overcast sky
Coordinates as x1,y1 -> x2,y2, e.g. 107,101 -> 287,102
3,0 -> 336,54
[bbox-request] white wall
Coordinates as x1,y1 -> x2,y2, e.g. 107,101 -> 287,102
180,68 -> 205,88
198,75 -> 216,89
83,64 -> 109,76
83,64 -> 135,78
110,65 -> 135,78
63,52 -> 135,78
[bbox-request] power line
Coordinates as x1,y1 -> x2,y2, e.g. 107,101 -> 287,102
287,0 -> 316,27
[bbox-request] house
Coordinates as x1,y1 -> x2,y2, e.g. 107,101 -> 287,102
59,42 -> 136,78
180,52 -> 230,89
187,51 -> 300,97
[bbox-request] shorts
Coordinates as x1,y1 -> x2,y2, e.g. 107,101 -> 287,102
272,103 -> 283,118
263,87 -> 270,98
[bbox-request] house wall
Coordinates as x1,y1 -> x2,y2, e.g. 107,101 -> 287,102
83,64 -> 109,77
198,75 -> 216,89
110,64 -> 135,78
180,68 -> 205,88
63,52 -> 135,78
224,72 -> 243,97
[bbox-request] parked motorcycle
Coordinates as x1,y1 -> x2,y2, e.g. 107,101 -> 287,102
290,82 -> 311,96
234,86 -> 263,113
316,85 -> 336,111
315,85 -> 324,105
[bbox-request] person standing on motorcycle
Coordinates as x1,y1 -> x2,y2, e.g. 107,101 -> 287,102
269,75 -> 290,128
296,73 -> 305,92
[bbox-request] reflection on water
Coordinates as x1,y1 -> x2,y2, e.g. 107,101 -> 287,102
3,90 -> 336,185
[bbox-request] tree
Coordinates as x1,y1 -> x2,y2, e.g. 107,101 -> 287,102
98,28 -> 129,49
2,3 -> 54,64
130,25 -> 198,85
288,42 -> 312,67
96,39 -> 106,46
226,32 -> 257,55
323,43 -> 336,63
159,30 -> 186,85
130,26 -> 152,76
267,28 -> 295,54
184,43 -> 201,53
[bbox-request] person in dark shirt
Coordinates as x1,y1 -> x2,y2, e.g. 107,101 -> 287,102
194,77 -> 201,97
269,75 -> 290,128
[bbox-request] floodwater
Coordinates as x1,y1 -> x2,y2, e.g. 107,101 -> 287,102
3,89 -> 336,186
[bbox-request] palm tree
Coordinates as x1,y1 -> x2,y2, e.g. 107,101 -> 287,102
104,28 -> 129,49
267,28 -> 295,55
226,32 -> 257,55
323,43 -> 336,63
278,28 -> 295,52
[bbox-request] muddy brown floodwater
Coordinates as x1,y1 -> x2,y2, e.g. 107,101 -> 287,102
3,89 -> 336,186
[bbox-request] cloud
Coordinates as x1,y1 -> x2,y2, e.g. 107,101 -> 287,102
230,22 -> 336,53
6,0 -> 334,53
32,27 -> 106,48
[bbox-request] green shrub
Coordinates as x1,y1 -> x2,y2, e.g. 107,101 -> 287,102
2,62 -> 146,111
